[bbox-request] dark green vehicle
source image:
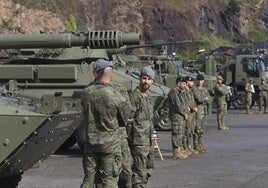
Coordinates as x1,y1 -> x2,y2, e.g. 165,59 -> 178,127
0,28 -> 144,187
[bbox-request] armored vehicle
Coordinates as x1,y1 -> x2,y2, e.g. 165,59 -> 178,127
0,28 -> 144,187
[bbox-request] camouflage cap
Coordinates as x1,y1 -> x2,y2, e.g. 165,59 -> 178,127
94,59 -> 114,72
249,78 -> 253,81
185,76 -> 194,82
196,74 -> 204,80
140,66 -> 155,79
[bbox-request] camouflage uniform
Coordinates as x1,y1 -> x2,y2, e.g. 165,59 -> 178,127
245,80 -> 254,114
192,85 -> 211,153
184,87 -> 197,154
259,80 -> 268,113
127,86 -> 154,188
80,81 -> 130,188
168,87 -> 189,159
114,84 -> 133,188
213,82 -> 229,130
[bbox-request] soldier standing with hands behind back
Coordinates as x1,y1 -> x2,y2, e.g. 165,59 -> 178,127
258,78 -> 268,114
127,66 -> 155,188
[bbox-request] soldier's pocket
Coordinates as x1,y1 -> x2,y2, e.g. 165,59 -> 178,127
113,155 -> 122,177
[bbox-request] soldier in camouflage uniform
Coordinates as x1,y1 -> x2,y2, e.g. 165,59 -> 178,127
213,75 -> 230,130
258,78 -> 268,114
114,83 -> 133,188
168,76 -> 189,159
184,76 -> 199,154
192,74 -> 211,153
245,78 -> 254,115
127,66 -> 155,188
80,59 -> 131,188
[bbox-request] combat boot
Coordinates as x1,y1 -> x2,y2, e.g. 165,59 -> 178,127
172,147 -> 187,159
217,123 -> 225,130
221,123 -> 229,130
198,139 -> 209,153
183,138 -> 192,156
188,144 -> 199,154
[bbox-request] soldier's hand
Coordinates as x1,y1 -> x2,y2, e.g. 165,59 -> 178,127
184,114 -> 188,120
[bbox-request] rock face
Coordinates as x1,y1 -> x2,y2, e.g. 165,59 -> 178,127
0,0 -> 266,45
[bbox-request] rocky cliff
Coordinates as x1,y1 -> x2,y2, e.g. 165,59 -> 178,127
0,0 -> 267,51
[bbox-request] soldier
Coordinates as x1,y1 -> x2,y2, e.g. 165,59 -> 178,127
114,83 -> 133,188
245,78 -> 255,114
192,74 -> 211,153
127,66 -> 155,188
213,75 -> 230,130
184,76 -> 199,154
168,76 -> 188,159
80,59 -> 130,188
258,78 -> 268,114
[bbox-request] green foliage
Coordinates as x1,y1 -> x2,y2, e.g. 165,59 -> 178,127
66,15 -> 77,30
248,29 -> 267,42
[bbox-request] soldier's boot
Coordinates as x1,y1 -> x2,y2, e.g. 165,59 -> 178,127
183,138 -> 192,156
217,123 -> 225,130
172,147 -> 187,159
198,139 -> 209,153
221,122 -> 229,130
246,108 -> 253,115
187,137 -> 198,154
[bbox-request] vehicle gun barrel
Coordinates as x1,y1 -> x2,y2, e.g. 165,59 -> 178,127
0,30 -> 140,49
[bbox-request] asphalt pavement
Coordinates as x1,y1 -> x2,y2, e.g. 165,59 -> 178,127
18,107 -> 268,188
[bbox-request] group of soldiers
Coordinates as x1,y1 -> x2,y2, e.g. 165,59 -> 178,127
79,57 -> 268,187
80,59 -> 155,188
245,77 -> 268,114
168,73 -> 232,159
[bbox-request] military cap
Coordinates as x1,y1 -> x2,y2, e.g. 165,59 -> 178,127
176,76 -> 187,83
249,78 -> 253,81
94,59 -> 114,72
185,76 -> 194,82
140,66 -> 155,79
197,74 -> 204,80
217,75 -> 224,80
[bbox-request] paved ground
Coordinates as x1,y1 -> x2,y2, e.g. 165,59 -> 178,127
18,108 -> 268,188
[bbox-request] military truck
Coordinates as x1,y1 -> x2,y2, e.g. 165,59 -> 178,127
0,28 -> 149,187
202,54 -> 268,109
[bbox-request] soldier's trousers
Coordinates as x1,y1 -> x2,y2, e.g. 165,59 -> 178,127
216,102 -> 227,124
80,149 -> 121,188
171,116 -> 185,148
118,138 -> 133,188
195,105 -> 207,138
259,94 -> 268,112
246,93 -> 252,113
130,145 -> 154,188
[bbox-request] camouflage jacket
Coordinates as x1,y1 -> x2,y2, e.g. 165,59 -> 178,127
245,83 -> 254,94
192,86 -> 211,106
127,87 -> 154,146
213,83 -> 229,105
168,87 -> 189,117
81,81 -> 130,152
184,88 -> 196,113
259,82 -> 268,96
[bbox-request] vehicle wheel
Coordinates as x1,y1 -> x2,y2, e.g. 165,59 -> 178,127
154,109 -> 171,131
75,123 -> 86,151
232,91 -> 246,109
0,173 -> 22,188
57,136 -> 76,150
